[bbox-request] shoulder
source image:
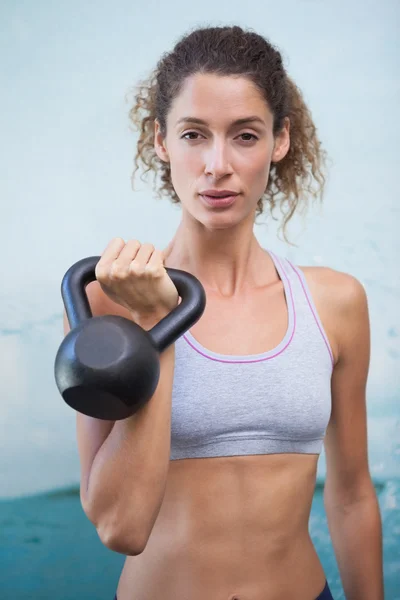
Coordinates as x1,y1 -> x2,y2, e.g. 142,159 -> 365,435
296,265 -> 369,364
298,265 -> 368,311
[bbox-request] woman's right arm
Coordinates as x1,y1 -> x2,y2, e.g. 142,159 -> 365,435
63,280 -> 175,556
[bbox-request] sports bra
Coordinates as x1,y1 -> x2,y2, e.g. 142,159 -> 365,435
170,249 -> 334,460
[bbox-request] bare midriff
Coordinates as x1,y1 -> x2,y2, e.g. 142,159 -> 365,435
116,454 -> 327,600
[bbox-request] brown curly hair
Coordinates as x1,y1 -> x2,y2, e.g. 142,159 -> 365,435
127,25 -> 327,242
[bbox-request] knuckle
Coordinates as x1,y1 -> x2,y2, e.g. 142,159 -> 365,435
129,262 -> 145,276
110,262 -> 127,280
146,265 -> 164,278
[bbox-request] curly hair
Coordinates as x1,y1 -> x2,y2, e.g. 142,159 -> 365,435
127,25 -> 327,242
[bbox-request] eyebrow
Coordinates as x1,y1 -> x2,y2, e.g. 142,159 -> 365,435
175,116 -> 266,128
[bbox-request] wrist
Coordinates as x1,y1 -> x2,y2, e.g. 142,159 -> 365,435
131,310 -> 170,331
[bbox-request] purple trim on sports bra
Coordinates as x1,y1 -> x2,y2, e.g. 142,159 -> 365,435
182,250 -> 296,364
287,260 -> 335,368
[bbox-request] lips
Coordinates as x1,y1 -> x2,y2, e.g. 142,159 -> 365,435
200,193 -> 239,208
200,189 -> 239,198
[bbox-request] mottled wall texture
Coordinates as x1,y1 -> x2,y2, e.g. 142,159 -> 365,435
1,1 -> 398,598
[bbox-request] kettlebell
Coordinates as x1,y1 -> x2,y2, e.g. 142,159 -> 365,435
54,256 -> 206,420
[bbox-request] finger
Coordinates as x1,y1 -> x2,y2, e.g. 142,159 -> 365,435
110,240 -> 144,280
114,239 -> 141,266
130,243 -> 155,269
146,248 -> 165,277
103,238 -> 126,262
95,237 -> 125,280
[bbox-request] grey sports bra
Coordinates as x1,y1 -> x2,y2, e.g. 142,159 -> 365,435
170,249 -> 333,460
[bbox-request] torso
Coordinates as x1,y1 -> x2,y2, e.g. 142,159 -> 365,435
111,254 -> 340,600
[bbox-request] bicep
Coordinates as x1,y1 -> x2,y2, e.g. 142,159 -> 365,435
324,276 -> 374,505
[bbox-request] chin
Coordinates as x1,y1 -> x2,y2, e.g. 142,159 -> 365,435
198,213 -> 244,231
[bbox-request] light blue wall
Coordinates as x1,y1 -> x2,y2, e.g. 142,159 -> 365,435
1,0 -> 399,499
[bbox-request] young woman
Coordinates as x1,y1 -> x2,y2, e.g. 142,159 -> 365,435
65,25 -> 384,600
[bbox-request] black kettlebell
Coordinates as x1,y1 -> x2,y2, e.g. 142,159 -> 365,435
54,256 -> 206,420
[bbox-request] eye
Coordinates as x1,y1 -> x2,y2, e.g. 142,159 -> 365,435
181,131 -> 259,143
239,133 -> 258,143
181,131 -> 203,141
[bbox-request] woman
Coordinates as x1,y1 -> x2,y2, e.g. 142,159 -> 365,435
65,26 -> 384,599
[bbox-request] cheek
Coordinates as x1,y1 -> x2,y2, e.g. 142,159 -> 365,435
173,150 -> 199,172
169,148 -> 202,192
243,151 -> 271,182
242,152 -> 272,201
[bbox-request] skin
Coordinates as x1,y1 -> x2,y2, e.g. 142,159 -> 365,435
87,74 -> 383,598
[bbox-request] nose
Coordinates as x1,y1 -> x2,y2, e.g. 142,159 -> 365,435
204,140 -> 233,179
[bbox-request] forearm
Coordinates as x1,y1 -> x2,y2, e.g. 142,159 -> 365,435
324,491 -> 384,600
84,340 -> 175,553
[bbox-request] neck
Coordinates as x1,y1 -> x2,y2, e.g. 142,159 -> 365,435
163,213 -> 273,297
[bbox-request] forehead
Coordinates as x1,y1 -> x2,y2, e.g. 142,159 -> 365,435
168,73 -> 271,127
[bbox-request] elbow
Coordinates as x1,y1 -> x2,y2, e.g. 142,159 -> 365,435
81,496 -> 147,556
97,520 -> 146,556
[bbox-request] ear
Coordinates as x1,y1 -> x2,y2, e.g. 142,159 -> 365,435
271,117 -> 290,163
154,119 -> 170,163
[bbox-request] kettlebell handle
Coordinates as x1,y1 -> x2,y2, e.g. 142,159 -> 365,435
61,256 -> 206,353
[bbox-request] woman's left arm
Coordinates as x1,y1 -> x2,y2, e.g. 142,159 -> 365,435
323,273 -> 384,600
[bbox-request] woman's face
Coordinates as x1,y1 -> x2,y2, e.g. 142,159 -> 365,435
155,73 -> 289,229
